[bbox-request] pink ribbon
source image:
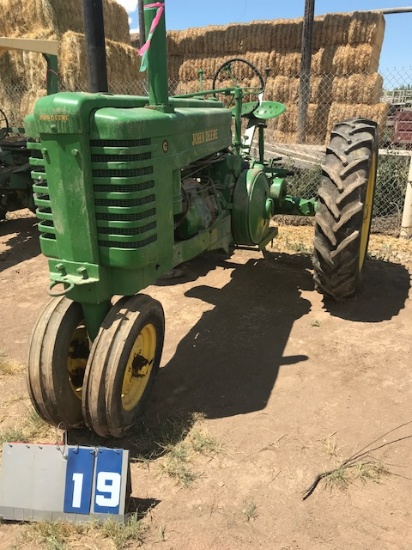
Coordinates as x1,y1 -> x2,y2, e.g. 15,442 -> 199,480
138,2 -> 165,68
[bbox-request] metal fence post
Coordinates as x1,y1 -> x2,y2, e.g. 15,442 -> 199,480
400,154 -> 412,239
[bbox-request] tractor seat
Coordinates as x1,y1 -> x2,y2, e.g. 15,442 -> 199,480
234,101 -> 286,120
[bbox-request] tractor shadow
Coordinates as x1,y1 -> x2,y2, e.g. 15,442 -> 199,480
0,214 -> 40,273
69,250 -> 313,459
148,251 -> 313,421
68,251 -> 410,462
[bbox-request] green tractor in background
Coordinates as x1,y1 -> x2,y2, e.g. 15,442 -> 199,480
0,105 -> 32,219
25,0 -> 378,438
0,37 -> 58,219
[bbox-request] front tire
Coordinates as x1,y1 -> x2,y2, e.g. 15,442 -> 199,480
313,118 -> 378,301
82,294 -> 165,438
27,297 -> 90,428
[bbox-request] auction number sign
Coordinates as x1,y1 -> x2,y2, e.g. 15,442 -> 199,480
64,447 -> 126,515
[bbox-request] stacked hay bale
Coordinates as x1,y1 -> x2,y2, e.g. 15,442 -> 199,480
0,0 -> 141,125
166,11 -> 386,144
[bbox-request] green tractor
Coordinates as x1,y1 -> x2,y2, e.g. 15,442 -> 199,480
0,37 -> 58,219
25,0 -> 378,438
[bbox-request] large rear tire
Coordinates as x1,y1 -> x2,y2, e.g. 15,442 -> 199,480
313,118 -> 378,301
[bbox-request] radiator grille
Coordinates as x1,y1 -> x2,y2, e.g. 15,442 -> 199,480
28,142 -> 56,242
28,137 -> 158,257
91,139 -> 157,250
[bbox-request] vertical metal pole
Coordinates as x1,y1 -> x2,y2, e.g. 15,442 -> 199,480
43,54 -> 58,95
144,0 -> 171,110
297,0 -> 315,143
82,0 -> 108,92
138,0 -> 146,48
400,154 -> 412,239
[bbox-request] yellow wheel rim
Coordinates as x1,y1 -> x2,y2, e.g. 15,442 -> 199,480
67,324 -> 89,400
359,151 -> 377,269
121,323 -> 157,411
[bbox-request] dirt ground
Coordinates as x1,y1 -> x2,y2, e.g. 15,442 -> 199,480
0,211 -> 411,550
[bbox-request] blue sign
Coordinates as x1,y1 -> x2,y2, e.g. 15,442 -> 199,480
93,448 -> 123,514
63,447 -> 95,514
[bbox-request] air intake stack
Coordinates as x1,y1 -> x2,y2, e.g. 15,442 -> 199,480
141,0 -> 172,111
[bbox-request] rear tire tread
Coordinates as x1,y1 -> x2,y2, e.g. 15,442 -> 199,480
313,118 -> 378,301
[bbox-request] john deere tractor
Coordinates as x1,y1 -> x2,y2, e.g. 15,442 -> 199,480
0,37 -> 58,219
25,0 -> 378,437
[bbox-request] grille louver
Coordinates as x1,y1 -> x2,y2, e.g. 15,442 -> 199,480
91,139 -> 157,251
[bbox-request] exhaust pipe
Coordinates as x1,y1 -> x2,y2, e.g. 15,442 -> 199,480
141,0 -> 171,110
82,0 -> 109,93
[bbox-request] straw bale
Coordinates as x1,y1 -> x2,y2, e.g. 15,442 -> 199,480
246,22 -> 274,52
225,24 -> 247,54
165,11 -> 385,76
332,73 -> 383,105
178,56 -> 203,81
168,55 -> 184,81
312,17 -> 325,51
200,26 -> 223,54
176,80 -> 202,95
309,74 -> 334,103
0,93 -> 24,126
266,76 -> 299,104
311,47 -> 338,75
174,79 -> 215,96
326,102 -> 388,138
0,49 -> 35,87
271,19 -> 303,51
316,12 -> 384,48
311,43 -> 381,75
20,88 -> 47,117
348,12 -> 385,46
269,51 -> 301,77
273,130 -> 297,144
272,129 -> 326,145
130,32 -> 140,50
247,52 -> 271,75
167,31 -> 182,56
332,43 -> 381,74
276,102 -> 329,136
265,75 -> 333,106
319,13 -> 351,47
0,48 -> 47,94
0,71 -> 47,125
178,54 -> 271,83
0,0 -> 130,43
0,30 -> 142,120
59,32 -> 141,92
174,26 -> 207,55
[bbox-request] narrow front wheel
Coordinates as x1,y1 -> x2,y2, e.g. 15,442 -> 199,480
27,297 -> 90,428
82,294 -> 165,438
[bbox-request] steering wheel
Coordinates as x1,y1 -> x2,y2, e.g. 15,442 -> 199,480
0,108 -> 9,140
212,58 -> 265,108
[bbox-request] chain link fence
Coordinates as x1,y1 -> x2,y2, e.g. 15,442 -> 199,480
2,67 -> 411,235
